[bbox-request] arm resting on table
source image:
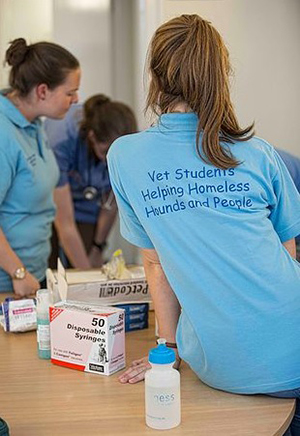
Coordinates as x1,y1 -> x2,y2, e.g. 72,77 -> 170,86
118,248 -> 181,384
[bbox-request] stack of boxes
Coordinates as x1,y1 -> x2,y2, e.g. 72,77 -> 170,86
46,261 -> 151,335
44,261 -> 151,377
115,303 -> 149,332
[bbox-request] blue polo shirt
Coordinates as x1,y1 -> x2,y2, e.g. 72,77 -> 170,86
108,113 -> 300,394
0,92 -> 59,291
44,105 -> 111,224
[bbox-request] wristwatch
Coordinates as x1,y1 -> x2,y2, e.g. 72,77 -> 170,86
12,266 -> 27,280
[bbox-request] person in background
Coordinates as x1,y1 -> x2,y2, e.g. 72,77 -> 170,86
0,38 -> 80,297
44,95 -> 137,269
107,15 -> 300,436
276,149 -> 300,261
276,149 -> 300,192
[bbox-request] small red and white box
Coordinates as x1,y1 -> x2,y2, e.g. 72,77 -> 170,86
50,301 -> 125,376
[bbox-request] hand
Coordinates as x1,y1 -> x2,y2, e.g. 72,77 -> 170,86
118,355 -> 182,384
88,246 -> 104,268
13,272 -> 40,298
118,356 -> 151,384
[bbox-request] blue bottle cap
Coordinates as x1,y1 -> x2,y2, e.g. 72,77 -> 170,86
149,338 -> 176,364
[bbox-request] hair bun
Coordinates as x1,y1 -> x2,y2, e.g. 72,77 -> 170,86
93,94 -> 110,105
5,38 -> 29,67
84,94 -> 111,118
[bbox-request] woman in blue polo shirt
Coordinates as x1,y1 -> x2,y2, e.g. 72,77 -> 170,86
108,15 -> 300,435
0,38 -> 80,297
44,94 -> 137,269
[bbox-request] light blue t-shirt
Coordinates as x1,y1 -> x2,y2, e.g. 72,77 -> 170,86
108,113 -> 300,394
44,105 -> 111,224
0,92 -> 59,291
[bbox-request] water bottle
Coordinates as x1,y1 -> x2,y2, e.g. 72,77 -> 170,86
36,289 -> 51,359
145,338 -> 181,429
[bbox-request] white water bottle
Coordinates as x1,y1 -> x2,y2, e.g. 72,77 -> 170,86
145,338 -> 181,429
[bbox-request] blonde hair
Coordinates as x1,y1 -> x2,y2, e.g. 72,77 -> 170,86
146,14 -> 254,169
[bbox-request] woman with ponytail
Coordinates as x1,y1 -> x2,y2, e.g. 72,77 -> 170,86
107,15 -> 300,435
0,38 -> 80,297
45,94 -> 137,268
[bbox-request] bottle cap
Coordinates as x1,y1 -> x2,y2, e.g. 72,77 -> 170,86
36,289 -> 52,313
149,338 -> 176,364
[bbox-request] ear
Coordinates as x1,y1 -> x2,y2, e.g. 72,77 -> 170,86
36,83 -> 49,101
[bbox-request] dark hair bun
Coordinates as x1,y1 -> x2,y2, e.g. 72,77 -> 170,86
5,38 -> 29,67
84,94 -> 111,118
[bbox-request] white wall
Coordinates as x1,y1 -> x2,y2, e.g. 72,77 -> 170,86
132,0 -> 163,130
0,0 -> 53,89
52,0 -> 112,102
160,0 -> 300,156
110,0 -> 134,105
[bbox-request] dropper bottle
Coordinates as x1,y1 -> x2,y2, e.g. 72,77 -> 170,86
36,289 -> 52,359
145,338 -> 181,429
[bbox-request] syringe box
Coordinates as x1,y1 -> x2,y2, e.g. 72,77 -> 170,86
50,301 -> 125,376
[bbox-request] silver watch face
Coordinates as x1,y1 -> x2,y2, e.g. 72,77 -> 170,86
14,267 -> 26,280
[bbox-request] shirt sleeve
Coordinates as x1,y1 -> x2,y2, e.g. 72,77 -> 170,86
268,149 -> 300,242
108,149 -> 154,249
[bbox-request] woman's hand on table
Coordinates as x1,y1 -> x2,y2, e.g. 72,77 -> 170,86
118,356 -> 151,384
118,355 -> 182,384
13,272 -> 40,298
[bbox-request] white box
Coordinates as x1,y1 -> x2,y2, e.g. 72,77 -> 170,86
50,301 -> 125,376
46,260 -> 150,306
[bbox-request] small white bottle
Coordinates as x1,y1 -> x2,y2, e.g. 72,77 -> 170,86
145,338 -> 181,430
36,289 -> 52,359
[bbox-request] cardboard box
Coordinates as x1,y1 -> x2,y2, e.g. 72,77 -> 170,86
50,301 -> 125,376
115,303 -> 149,332
46,260 -> 150,306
